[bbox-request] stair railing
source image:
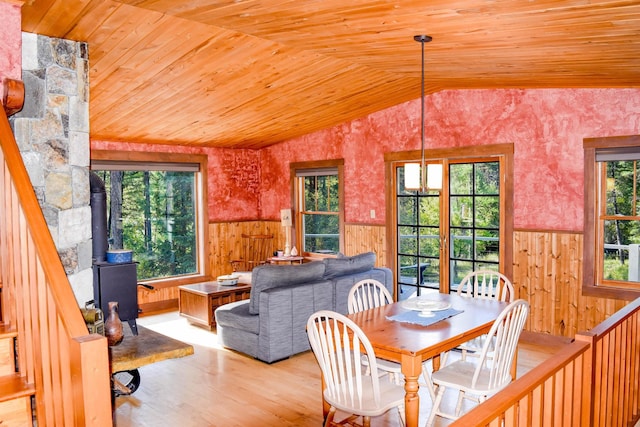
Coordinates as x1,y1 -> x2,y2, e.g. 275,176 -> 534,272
0,79 -> 112,425
451,297 -> 640,426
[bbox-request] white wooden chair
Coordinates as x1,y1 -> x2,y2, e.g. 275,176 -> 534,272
347,279 -> 403,385
455,270 -> 515,361
306,310 -> 406,427
426,299 -> 529,426
347,279 -> 438,400
457,269 -> 514,302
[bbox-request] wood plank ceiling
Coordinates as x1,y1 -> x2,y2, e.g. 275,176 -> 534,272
20,0 -> 640,149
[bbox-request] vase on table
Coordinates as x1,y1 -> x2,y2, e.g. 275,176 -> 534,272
291,246 -> 298,256
105,301 -> 124,346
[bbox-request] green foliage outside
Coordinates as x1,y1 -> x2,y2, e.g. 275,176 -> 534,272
95,170 -> 197,281
602,160 -> 640,281
303,175 -> 339,254
397,161 -> 500,293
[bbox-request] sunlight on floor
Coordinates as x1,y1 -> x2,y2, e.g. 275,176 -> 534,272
137,311 -> 226,350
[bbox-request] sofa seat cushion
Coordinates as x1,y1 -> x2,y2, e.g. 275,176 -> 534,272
322,251 -> 376,279
214,300 -> 259,335
249,261 -> 326,314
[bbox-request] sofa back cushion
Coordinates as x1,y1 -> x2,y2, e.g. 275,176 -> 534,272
249,261 -> 326,314
322,252 -> 376,279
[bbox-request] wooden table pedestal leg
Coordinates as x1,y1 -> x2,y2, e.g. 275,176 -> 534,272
401,354 -> 423,427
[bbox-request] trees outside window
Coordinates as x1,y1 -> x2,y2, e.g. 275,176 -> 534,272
584,135 -> 640,299
388,144 -> 513,301
92,151 -> 208,284
94,170 -> 197,280
291,160 -> 344,256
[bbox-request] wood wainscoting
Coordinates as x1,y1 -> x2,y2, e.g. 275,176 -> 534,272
147,222 -> 629,340
513,230 -> 628,337
208,221 -> 388,280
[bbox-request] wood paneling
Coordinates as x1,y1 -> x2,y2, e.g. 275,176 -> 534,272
151,223 -> 630,340
20,1 -> 640,149
344,223 -> 386,267
209,221 -> 286,279
207,221 -> 388,278
513,230 -> 628,337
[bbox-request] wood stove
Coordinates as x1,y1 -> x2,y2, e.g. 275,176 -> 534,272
93,261 -> 139,335
90,171 -> 140,335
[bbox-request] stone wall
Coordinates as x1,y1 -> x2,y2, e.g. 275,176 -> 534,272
10,32 -> 92,306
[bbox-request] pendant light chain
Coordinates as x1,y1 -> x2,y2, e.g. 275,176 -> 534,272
414,35 -> 432,193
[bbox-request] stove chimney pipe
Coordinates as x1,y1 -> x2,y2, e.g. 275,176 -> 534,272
89,172 -> 108,262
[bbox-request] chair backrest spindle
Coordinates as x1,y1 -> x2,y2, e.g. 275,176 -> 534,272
457,269 -> 514,303
347,279 -> 393,314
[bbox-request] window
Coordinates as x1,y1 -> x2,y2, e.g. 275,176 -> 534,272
91,151 -> 208,284
291,160 -> 344,256
584,135 -> 640,299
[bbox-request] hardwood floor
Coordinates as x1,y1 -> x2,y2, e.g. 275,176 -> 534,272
113,311 -> 568,427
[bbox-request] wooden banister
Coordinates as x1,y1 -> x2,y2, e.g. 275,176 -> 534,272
451,340 -> 592,427
0,85 -> 112,425
450,298 -> 640,427
576,297 -> 640,427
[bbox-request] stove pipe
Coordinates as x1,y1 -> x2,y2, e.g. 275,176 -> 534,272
89,172 -> 108,262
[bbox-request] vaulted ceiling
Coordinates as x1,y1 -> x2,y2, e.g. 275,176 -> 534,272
20,0 -> 640,149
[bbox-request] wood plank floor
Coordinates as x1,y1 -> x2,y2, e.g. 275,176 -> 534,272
113,311 -> 569,427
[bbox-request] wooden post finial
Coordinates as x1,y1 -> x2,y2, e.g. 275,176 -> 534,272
2,78 -> 25,116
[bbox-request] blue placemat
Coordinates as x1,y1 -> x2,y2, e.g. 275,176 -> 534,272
386,308 -> 464,327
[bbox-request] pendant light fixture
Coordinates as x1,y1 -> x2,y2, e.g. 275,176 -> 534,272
405,34 -> 442,192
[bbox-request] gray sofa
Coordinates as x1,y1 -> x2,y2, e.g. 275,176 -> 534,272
215,252 -> 393,363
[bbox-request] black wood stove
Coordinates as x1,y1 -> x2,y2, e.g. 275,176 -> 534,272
90,172 -> 140,335
92,261 -> 139,335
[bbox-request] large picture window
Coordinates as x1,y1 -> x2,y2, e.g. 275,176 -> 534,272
584,135 -> 640,299
291,160 -> 344,256
92,151 -> 208,284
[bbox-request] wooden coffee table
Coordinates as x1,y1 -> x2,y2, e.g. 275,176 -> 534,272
178,281 -> 251,329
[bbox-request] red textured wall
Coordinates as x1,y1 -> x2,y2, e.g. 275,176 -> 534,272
90,140 -> 261,222
262,89 -> 640,231
0,1 -> 22,84
94,88 -> 640,233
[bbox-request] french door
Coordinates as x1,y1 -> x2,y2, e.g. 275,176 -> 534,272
395,155 -> 507,301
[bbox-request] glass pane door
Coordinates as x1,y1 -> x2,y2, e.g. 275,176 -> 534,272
396,165 -> 441,300
395,159 -> 501,300
448,161 -> 501,291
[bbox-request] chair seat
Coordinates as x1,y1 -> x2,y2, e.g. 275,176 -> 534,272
361,355 -> 402,373
324,376 -> 406,417
432,361 -> 510,395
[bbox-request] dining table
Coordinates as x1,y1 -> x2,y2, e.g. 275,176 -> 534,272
344,292 -> 510,427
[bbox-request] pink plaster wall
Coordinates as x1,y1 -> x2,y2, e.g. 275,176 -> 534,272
93,88 -> 640,233
0,1 -> 22,85
90,140 -> 261,221
261,89 -> 640,231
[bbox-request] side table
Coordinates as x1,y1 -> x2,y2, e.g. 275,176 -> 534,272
178,281 -> 251,329
268,256 -> 304,265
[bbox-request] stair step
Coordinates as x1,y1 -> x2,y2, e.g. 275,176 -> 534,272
0,374 -> 35,402
0,324 -> 17,340
0,375 -> 34,426
0,324 -> 17,376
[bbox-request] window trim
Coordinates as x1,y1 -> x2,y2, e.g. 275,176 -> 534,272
583,134 -> 640,300
290,159 -> 345,257
91,149 -> 210,289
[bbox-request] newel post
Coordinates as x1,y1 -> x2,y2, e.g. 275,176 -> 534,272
2,77 -> 24,116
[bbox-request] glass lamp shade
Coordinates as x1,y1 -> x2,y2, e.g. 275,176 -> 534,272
426,163 -> 443,190
404,163 -> 421,190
